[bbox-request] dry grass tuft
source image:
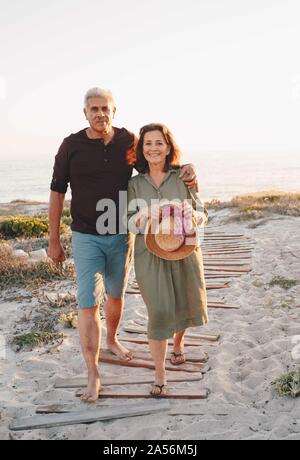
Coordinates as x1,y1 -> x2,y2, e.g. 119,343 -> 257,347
0,245 -> 75,290
206,191 -> 300,217
272,367 -> 300,398
11,331 -> 64,352
269,276 -> 298,290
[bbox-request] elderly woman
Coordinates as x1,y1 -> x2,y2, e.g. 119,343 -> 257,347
127,123 -> 208,396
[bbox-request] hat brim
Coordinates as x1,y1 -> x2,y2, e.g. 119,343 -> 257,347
144,219 -> 198,261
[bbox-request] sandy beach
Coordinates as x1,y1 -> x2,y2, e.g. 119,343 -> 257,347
1,197 -> 300,440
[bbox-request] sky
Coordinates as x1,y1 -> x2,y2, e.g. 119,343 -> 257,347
0,0 -> 300,159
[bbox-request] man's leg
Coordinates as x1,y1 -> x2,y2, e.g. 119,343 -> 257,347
78,306 -> 101,402
104,234 -> 134,360
105,294 -> 133,360
72,232 -> 106,402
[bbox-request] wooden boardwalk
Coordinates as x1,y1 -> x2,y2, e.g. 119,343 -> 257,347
9,231 -> 254,431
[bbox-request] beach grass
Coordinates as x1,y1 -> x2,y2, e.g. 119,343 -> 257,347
0,245 -> 75,290
206,191 -> 300,219
269,276 -> 298,290
11,331 -> 64,351
272,367 -> 300,398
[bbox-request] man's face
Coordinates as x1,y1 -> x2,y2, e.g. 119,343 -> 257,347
84,96 -> 115,134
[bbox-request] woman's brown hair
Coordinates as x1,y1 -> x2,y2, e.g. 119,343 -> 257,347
127,123 -> 181,173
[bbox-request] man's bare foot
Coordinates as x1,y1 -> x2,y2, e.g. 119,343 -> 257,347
107,339 -> 133,361
80,373 -> 101,403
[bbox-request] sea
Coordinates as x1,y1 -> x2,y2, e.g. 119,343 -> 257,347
0,151 -> 299,204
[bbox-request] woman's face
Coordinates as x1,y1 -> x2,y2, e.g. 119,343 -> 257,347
143,130 -> 170,167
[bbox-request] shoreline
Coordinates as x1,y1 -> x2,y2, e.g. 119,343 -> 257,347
0,189 -> 299,215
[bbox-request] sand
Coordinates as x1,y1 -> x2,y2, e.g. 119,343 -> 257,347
1,208 -> 300,440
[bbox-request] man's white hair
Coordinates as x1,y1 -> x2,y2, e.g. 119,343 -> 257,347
84,87 -> 115,108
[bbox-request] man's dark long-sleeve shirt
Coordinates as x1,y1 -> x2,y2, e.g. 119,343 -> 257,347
50,127 -> 134,235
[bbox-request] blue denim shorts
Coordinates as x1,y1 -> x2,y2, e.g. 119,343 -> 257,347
72,232 -> 133,308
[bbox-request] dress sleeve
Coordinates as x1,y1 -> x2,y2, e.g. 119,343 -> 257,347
50,139 -> 70,194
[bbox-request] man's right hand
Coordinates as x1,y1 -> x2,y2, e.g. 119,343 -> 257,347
48,240 -> 66,265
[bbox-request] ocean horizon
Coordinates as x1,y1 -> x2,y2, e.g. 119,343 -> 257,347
0,151 -> 299,204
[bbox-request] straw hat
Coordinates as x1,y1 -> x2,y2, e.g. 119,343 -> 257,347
144,206 -> 198,261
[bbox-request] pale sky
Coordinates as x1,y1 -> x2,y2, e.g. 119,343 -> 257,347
0,0 -> 299,158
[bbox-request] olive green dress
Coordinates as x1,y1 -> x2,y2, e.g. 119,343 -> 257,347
127,169 -> 208,340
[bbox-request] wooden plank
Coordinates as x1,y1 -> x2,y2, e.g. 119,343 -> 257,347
206,283 -> 231,289
9,401 -> 171,431
205,275 -> 242,279
98,351 -> 209,373
204,236 -> 251,240
203,244 -> 254,248
203,248 -> 252,252
75,388 -> 209,400
203,237 -> 246,240
205,268 -> 251,273
120,337 -> 219,347
203,248 -> 254,252
128,286 -> 242,294
100,349 -> 208,363
123,326 -> 220,341
36,404 -> 82,414
203,251 -> 250,256
55,373 -> 204,389
203,258 -> 252,261
205,232 -> 250,236
205,267 -> 251,272
203,242 -> 253,244
203,253 -> 252,256
208,303 -> 240,309
204,262 -> 250,266
204,233 -> 246,237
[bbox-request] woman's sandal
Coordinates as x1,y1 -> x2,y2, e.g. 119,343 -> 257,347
150,384 -> 168,397
170,351 -> 186,365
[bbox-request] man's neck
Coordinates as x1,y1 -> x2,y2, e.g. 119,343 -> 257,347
86,126 -> 115,144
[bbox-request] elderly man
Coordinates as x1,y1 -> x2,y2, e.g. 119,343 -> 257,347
48,87 -> 198,402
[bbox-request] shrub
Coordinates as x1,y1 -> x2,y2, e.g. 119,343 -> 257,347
0,216 -> 68,239
62,207 -> 72,226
